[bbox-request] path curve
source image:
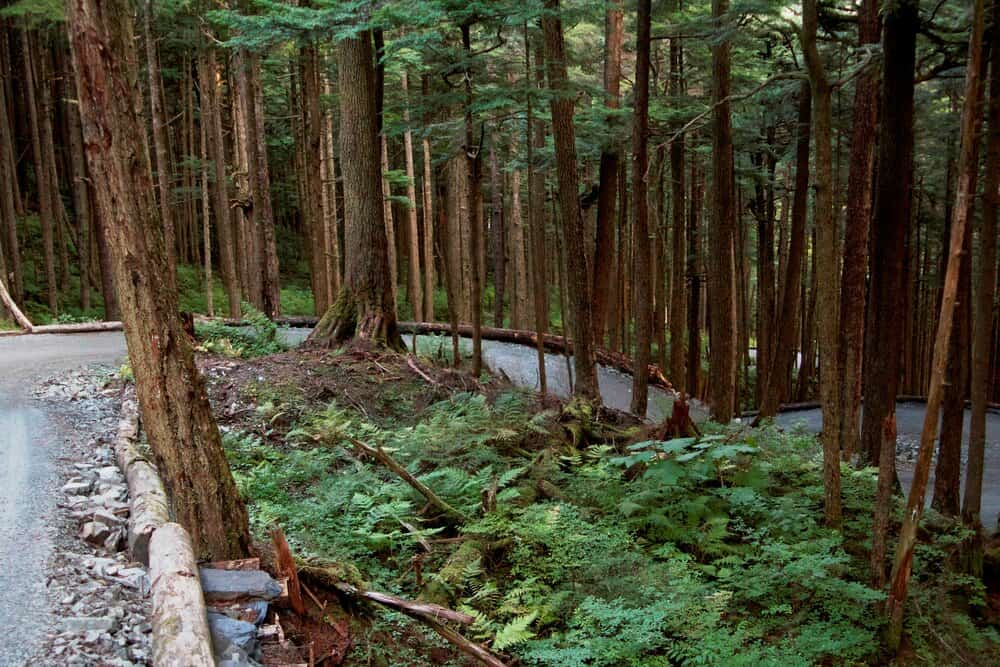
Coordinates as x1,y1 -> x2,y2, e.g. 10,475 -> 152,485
0,332 -> 127,665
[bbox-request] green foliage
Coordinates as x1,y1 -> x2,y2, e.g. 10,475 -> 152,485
194,302 -> 287,358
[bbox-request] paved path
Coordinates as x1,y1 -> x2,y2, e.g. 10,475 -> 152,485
0,332 -> 126,666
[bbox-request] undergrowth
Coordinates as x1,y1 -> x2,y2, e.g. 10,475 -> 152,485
220,360 -> 998,665
195,302 -> 286,358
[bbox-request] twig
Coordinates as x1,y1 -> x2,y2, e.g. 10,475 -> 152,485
407,356 -> 440,386
302,581 -> 327,611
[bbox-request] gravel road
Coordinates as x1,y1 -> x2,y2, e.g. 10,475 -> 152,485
0,333 -> 126,665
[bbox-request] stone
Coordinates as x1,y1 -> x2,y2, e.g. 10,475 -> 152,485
63,617 -> 119,634
92,510 -> 125,528
208,611 -> 260,657
80,522 -> 112,546
199,568 -> 282,602
96,466 -> 121,481
63,480 -> 93,495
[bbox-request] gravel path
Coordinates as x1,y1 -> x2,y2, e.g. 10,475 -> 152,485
0,333 -> 127,666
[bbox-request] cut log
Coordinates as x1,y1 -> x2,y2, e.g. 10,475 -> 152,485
0,277 -> 32,331
271,528 -> 306,616
149,523 -> 215,667
114,396 -> 169,566
30,321 -> 123,334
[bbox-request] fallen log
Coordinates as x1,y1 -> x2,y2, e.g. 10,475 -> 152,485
0,277 -> 33,331
114,396 -> 169,566
29,321 -> 123,334
149,523 -> 215,667
397,321 -> 674,391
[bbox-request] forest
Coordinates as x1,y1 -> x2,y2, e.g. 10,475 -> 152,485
1,0 -> 1000,664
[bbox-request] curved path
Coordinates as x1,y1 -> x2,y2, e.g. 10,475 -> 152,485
0,332 -> 127,665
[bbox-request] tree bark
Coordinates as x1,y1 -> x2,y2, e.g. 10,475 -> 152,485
421,76 -> 436,321
249,55 -> 282,318
68,0 -> 251,559
859,0 -> 918,467
0,50 -> 22,302
302,45 -> 329,314
886,0 -> 982,649
542,0 -> 599,400
669,23 -> 687,394
143,0 -> 175,275
402,71 -> 423,322
630,0 -> 653,416
802,0 -> 842,526
687,149 -> 703,397
837,0 -> 881,459
527,33 -> 548,394
461,22 -> 483,376
308,32 -> 402,350
592,0 -> 623,343
489,131 -> 505,327
707,0 -> 737,421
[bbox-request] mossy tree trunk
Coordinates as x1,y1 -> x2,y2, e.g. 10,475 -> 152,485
308,31 -> 402,351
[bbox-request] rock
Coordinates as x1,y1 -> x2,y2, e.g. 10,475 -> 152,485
92,509 -> 125,528
199,568 -> 282,602
63,480 -> 93,495
63,617 -> 119,634
96,466 -> 121,481
80,522 -> 112,546
208,611 -> 260,657
103,527 -> 126,551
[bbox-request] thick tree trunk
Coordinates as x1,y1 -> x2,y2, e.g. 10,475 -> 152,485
963,1 -> 1000,553
308,32 -> 402,350
837,0 -> 880,459
802,0 -> 842,526
542,0 -> 599,400
592,0 -> 623,342
859,0 -> 918,467
886,0 -> 982,649
630,0 -> 653,416
67,0 -> 251,560
707,0 -> 737,421
759,83 -> 811,418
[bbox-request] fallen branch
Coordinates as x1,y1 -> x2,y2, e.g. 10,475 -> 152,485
30,321 -> 123,334
407,356 -> 440,386
346,436 -> 468,523
0,277 -> 33,331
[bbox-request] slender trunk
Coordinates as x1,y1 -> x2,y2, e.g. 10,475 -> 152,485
630,0 -> 653,416
886,0 -> 981,649
144,0 -> 175,274
67,80 -> 91,311
461,23 -> 483,376
592,0 -> 623,342
759,82 -> 811,418
0,50 -> 21,301
963,0 -> 1000,560
489,131 -> 505,326
402,71 -> 423,321
707,0 -> 737,421
669,24 -> 686,393
542,1 -> 599,400
526,31 -> 548,394
302,45 -> 329,314
249,55 -> 281,318
68,0 -> 251,559
838,0 -> 881,459
802,0 -> 842,525
322,74 -> 342,303
200,109 -> 214,318
687,150 -> 703,397
421,77 -> 436,321
381,135 -> 398,300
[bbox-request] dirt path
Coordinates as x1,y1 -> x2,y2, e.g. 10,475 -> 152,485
0,333 -> 126,665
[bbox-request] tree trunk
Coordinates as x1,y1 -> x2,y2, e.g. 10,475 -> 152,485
200,109 -> 214,318
143,0 -> 175,274
201,49 -> 240,318
687,149 -> 703,397
22,29 -> 58,314
302,45 -> 329,314
963,0 -> 1000,561
707,0 -> 737,421
837,0 -> 880,459
461,23 -> 483,376
802,0 -> 842,525
381,135 -> 398,301
421,76 -> 436,321
489,131 -> 505,327
249,55 -> 281,318
592,0 -> 623,342
308,32 -> 402,350
669,23 -> 687,394
859,0 -> 918,468
630,0 -> 653,416
886,0 -> 982,649
542,0 -> 599,400
526,31 -> 548,395
402,71 -> 423,322
67,80 -> 92,311
0,49 -> 22,302
67,0 -> 251,560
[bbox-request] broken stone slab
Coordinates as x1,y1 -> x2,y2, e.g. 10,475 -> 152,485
96,466 -> 121,481
62,617 -> 119,634
63,480 -> 94,496
80,522 -> 112,546
199,568 -> 282,603
92,509 -> 126,528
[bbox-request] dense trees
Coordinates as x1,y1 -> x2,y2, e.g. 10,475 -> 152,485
2,0 -> 998,652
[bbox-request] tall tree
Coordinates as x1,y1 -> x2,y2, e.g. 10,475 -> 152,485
707,0 -> 737,421
542,0 -> 599,400
630,0 -> 652,416
143,0 -> 175,274
402,70 -> 423,321
802,0 -> 841,526
308,30 -> 402,350
668,15 -> 686,393
886,0 -> 983,648
591,0 -> 623,342
67,0 -> 251,559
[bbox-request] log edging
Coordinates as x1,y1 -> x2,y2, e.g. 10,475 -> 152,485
114,395 -> 214,666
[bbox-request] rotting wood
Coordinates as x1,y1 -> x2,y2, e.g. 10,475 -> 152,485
114,395 -> 169,566
149,523 -> 215,667
271,527 -> 306,616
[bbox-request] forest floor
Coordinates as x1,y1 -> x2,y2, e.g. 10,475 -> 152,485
194,325 -> 1000,667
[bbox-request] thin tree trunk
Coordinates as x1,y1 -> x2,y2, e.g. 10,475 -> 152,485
249,55 -> 281,318
143,0 -> 175,274
592,0 -> 623,342
200,109 -> 214,318
68,0 -> 251,559
321,74 -> 342,303
302,45 -> 329,314
837,0 -> 881,459
381,135 -> 398,301
687,149 -> 703,397
963,0 -> 1000,567
669,21 -> 686,393
886,0 -> 982,648
421,76 -> 436,321
489,131 -> 505,326
461,23 -> 483,376
707,0 -> 737,421
67,81 -> 91,311
802,0 -> 842,525
630,0 -> 653,416
542,0 -> 599,400
402,71 -> 423,321
0,50 -> 22,302
526,30 -> 548,395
